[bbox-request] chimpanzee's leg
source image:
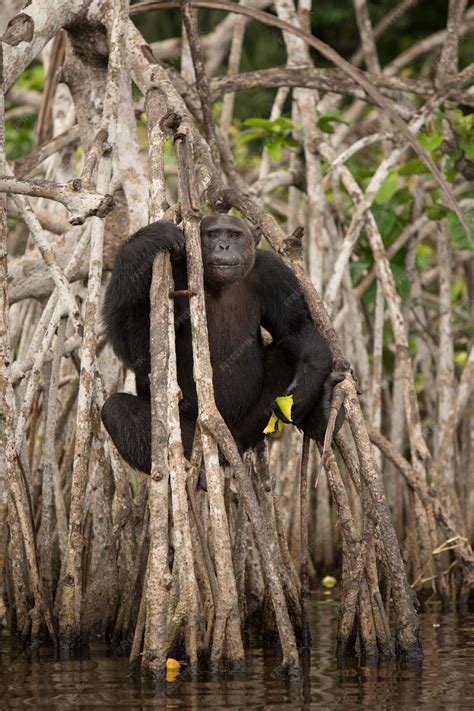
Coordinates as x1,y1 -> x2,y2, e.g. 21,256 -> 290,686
102,393 -> 197,473
102,393 -> 152,473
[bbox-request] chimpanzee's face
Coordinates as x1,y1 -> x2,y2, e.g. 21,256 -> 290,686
200,215 -> 256,289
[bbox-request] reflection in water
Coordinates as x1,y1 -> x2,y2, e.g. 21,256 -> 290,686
1,602 -> 473,709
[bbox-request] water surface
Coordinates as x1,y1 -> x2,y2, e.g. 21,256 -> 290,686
1,601 -> 473,709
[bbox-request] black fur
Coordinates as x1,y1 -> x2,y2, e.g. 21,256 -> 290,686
101,216 -> 340,474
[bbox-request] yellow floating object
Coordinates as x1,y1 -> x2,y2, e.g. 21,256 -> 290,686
322,575 -> 337,589
166,658 -> 181,683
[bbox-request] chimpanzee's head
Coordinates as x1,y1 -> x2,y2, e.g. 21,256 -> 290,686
200,215 -> 260,289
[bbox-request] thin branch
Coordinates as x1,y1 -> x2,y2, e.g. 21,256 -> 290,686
180,0 -> 221,168
210,66 -> 474,108
0,175 -> 114,224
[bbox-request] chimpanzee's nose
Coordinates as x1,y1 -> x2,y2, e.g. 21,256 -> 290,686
217,242 -> 229,250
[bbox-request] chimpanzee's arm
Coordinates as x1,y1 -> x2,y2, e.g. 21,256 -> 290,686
104,222 -> 185,311
102,221 -> 185,372
253,250 -> 334,426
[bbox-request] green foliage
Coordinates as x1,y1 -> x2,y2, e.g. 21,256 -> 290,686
439,109 -> 474,183
317,110 -> 349,134
399,159 -> 429,176
5,115 -> 36,161
375,170 -> 399,205
236,117 -> 300,160
14,64 -> 44,92
427,205 -> 448,220
455,350 -> 468,368
5,64 -> 44,161
391,263 -> 411,301
447,210 -> 474,251
372,205 -> 399,242
452,110 -> 474,143
461,141 -> 474,161
415,243 -> 433,270
349,259 -> 371,286
418,131 -> 443,153
451,278 -> 467,305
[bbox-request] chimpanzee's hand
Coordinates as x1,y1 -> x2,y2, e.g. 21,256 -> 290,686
132,221 -> 186,257
152,222 -> 185,255
320,369 -> 362,437
288,384 -> 314,425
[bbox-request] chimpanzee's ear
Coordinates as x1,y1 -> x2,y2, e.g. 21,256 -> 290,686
244,220 -> 261,247
252,224 -> 262,247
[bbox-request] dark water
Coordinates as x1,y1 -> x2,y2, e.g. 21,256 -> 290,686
1,601 -> 474,709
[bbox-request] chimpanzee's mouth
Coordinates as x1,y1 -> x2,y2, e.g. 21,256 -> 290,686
210,262 -> 239,268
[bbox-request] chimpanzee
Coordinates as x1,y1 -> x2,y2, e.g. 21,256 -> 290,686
101,215 -> 344,474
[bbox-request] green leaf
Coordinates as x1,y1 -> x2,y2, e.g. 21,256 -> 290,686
283,137 -> 300,149
375,171 -> 399,205
455,351 -> 468,367
372,207 -> 398,240
419,131 -> 443,153
451,278 -> 467,303
427,205 -> 449,220
454,110 -> 474,135
393,187 -> 411,205
317,117 -> 335,134
415,243 -> 433,269
244,118 -> 275,131
317,111 -> 349,135
236,130 -> 265,145
445,163 -> 457,183
244,117 -> 297,136
15,64 -> 45,91
447,209 -> 474,250
460,140 -> 474,161
349,259 -> 371,286
271,117 -> 297,132
399,158 -> 429,176
317,113 -> 349,134
266,140 -> 282,160
391,263 -> 411,301
415,371 -> 424,394
351,166 -> 375,180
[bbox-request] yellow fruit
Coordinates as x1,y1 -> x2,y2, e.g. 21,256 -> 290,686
275,395 -> 294,422
263,412 -> 279,433
263,394 -> 294,433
